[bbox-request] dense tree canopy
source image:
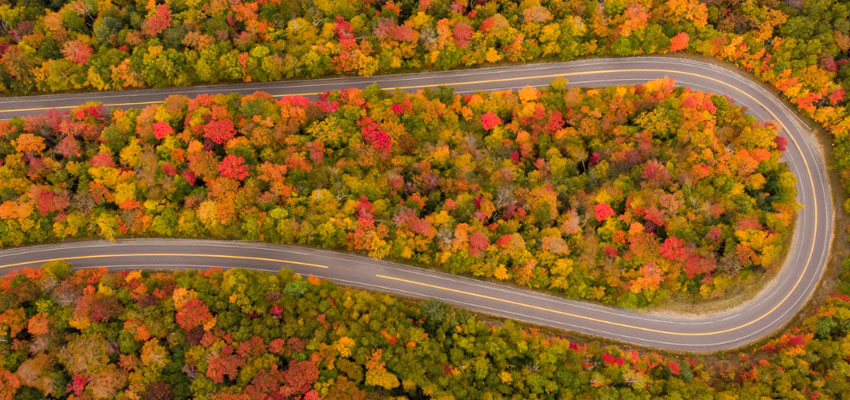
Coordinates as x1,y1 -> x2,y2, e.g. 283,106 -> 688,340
0,82 -> 796,307
1,0 -> 850,397
1,0 -> 850,200
1,261 -> 850,399
0,0 -> 845,98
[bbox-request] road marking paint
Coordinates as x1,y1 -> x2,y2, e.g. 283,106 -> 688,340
376,274 -> 716,336
60,261 -> 737,348
323,276 -> 713,347
0,241 -> 312,258
0,65 -> 827,343
0,61 -> 607,108
0,68 -> 789,111
0,253 -> 328,269
376,272 -> 807,338
358,68 -> 822,338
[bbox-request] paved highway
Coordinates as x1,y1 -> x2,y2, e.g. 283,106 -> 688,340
0,57 -> 833,351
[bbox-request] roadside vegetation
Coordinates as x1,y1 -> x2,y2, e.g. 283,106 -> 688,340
3,0 -> 850,397
0,261 -> 849,399
0,82 -> 796,307
1,0 -> 849,190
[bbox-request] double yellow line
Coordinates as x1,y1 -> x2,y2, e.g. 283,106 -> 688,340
0,68 -> 822,339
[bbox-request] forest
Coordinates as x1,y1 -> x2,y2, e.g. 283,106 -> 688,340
1,0 -> 850,397
0,81 -> 796,307
1,0 -> 849,191
0,260 -> 848,399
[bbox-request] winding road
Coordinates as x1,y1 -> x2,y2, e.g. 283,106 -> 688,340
0,57 -> 833,351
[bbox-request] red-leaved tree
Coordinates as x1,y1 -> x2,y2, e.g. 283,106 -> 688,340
670,32 -> 689,52
481,112 -> 502,131
61,41 -> 94,65
143,4 -> 172,37
594,203 -> 615,222
203,120 -> 236,145
175,299 -> 213,331
280,360 -> 319,397
218,155 -> 249,181
153,122 -> 174,140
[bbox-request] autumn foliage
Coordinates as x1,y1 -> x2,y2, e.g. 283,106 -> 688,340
669,32 -> 690,52
1,262 -> 850,399
2,1 -> 848,226
0,82 -> 796,307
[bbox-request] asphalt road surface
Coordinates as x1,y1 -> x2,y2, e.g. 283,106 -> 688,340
0,57 -> 833,352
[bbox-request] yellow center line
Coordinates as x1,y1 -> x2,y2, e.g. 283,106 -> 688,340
377,274 -> 701,335
0,100 -> 161,113
0,68 -> 823,339
0,254 -> 328,269
361,70 -> 819,338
